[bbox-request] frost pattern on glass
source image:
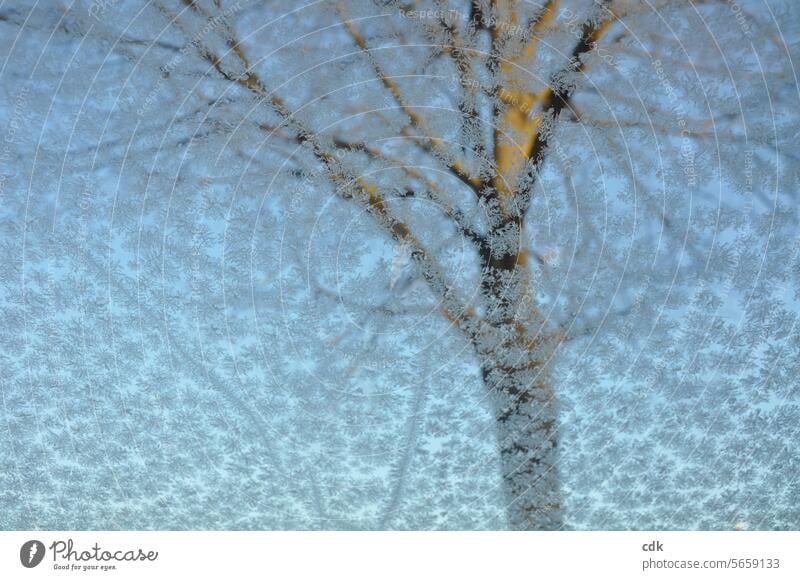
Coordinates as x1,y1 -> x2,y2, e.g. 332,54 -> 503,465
0,0 -> 798,530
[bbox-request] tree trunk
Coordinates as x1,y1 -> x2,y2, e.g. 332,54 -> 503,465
479,336 -> 561,530
474,211 -> 561,529
475,232 -> 560,528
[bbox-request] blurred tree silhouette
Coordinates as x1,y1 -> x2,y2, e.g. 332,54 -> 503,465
0,0 -> 798,530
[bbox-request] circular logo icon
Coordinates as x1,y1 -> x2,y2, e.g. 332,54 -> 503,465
20,540 -> 46,568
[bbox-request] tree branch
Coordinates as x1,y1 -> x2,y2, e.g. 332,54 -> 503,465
515,0 -> 614,215
337,5 -> 483,193
331,136 -> 485,246
173,1 -> 485,342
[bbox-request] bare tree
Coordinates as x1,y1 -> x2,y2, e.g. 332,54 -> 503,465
1,0 -> 798,530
